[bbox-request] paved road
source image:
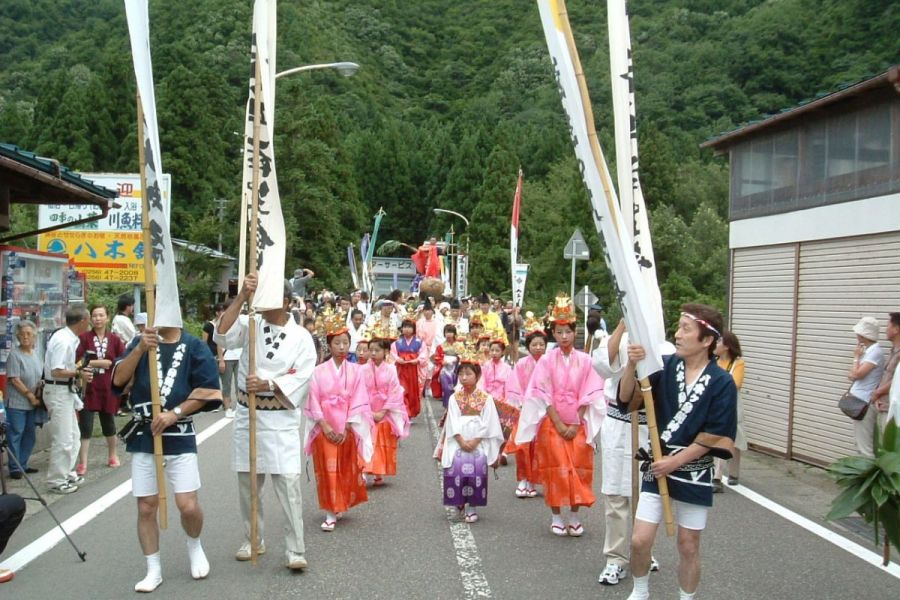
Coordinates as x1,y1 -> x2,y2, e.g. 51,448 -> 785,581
3,398 -> 898,599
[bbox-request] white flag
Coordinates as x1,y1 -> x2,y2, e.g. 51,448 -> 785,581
124,0 -> 182,329
238,0 -> 286,311
608,0 -> 665,337
537,0 -> 663,378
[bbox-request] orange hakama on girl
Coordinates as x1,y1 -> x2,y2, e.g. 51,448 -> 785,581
504,353 -> 541,488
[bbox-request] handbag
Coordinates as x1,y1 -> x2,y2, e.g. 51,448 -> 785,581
838,385 -> 869,421
33,380 -> 46,411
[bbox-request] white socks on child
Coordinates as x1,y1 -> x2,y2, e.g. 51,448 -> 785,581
626,574 -> 649,600
134,552 -> 162,593
551,513 -> 565,528
680,589 -> 697,600
187,536 -> 209,580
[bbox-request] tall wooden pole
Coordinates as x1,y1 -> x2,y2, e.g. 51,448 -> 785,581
555,0 -> 674,536
137,93 -> 168,530
246,57 -> 263,565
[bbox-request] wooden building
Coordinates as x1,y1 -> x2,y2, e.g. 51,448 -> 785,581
702,67 -> 900,466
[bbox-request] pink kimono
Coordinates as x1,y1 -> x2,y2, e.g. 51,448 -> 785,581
478,358 -> 512,401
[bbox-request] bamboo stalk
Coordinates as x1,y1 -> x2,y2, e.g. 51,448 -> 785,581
246,56 -> 263,566
137,93 -> 167,530
555,0 -> 674,536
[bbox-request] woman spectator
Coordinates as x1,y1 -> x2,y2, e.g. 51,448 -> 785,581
4,320 -> 44,479
76,305 -> 126,474
845,317 -> 884,458
713,330 -> 747,491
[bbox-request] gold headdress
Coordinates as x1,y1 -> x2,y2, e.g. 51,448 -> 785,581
322,308 -> 349,337
523,311 -> 545,335
549,294 -> 577,325
369,320 -> 398,342
458,345 -> 482,365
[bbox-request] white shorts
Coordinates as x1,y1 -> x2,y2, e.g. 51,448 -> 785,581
131,452 -> 201,497
634,491 -> 709,531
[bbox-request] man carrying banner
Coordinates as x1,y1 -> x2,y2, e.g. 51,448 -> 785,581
617,305 -> 737,600
215,274 -> 317,571
112,324 -> 222,592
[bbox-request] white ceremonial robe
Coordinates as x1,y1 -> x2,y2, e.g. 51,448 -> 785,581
215,314 -> 316,474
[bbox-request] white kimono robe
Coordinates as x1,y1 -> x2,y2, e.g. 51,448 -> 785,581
215,314 -> 316,474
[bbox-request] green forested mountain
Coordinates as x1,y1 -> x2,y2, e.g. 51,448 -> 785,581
1,0 -> 896,326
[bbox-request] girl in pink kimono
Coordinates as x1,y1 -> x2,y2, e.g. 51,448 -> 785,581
304,316 -> 374,532
504,324 -> 547,498
361,339 -> 410,485
514,296 -> 605,537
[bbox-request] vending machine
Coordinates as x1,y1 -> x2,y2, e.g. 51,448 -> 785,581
0,246 -> 72,390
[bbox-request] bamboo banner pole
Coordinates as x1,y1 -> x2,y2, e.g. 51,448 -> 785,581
554,0 -> 674,536
246,57 -> 263,566
137,92 -> 168,531
631,412 -> 640,518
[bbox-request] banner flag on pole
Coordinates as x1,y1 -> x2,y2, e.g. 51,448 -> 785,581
510,167 -> 523,304
348,245 -> 359,289
124,0 -> 182,329
537,0 -> 663,379
239,0 -> 285,311
513,263 -> 529,309
608,0 -> 665,336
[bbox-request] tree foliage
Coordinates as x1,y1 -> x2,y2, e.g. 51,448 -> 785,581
0,0 -> 896,318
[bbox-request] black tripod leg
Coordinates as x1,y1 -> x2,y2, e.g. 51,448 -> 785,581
1,443 -> 87,561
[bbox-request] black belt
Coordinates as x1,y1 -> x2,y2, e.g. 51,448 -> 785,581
43,379 -> 73,386
237,390 -> 286,411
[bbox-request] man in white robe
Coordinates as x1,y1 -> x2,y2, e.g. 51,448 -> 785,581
215,275 -> 316,571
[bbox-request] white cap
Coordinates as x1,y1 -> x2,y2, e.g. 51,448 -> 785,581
852,317 -> 879,342
134,312 -> 148,326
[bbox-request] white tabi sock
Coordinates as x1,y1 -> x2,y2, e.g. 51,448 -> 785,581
626,574 -> 650,600
679,588 -> 697,600
551,513 -> 564,528
186,536 -> 209,580
134,552 -> 163,593
567,510 -> 581,526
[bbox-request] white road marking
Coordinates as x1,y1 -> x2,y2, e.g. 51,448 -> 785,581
423,398 -> 493,599
727,481 -> 900,578
1,415 -> 232,573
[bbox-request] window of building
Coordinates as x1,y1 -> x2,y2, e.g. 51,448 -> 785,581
729,99 -> 897,220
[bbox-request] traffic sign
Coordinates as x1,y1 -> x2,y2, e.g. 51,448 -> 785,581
564,228 -> 590,260
574,285 -> 598,313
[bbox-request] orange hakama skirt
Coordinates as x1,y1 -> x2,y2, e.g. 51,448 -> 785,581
533,418 -> 595,509
505,420 -> 540,485
363,419 -> 398,476
312,432 -> 368,513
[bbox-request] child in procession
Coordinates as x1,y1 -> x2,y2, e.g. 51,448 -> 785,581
504,317 -> 547,498
440,351 -> 505,523
514,295 -> 605,537
304,311 -> 374,532
361,338 -> 410,486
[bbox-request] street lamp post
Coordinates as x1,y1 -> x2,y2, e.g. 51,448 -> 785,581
275,61 -> 360,80
433,208 -> 470,297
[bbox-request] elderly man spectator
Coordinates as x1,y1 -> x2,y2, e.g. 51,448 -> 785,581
871,312 -> 900,432
43,306 -> 93,494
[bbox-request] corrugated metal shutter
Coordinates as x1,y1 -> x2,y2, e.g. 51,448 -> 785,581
791,231 -> 900,465
730,244 -> 796,456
